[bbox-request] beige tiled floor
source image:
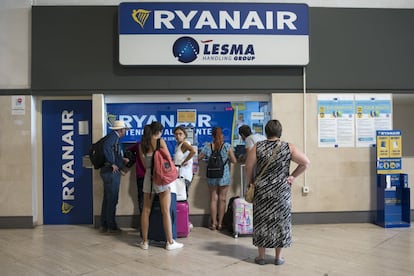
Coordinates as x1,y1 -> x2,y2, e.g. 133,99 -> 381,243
0,223 -> 413,276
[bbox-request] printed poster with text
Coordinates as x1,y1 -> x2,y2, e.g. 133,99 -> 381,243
355,95 -> 392,147
376,130 -> 402,174
318,94 -> 355,147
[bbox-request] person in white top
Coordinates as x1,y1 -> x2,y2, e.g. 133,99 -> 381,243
238,125 -> 266,162
173,126 -> 196,228
173,126 -> 195,184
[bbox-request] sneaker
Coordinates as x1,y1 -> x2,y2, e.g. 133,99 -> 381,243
139,241 -> 149,250
189,222 -> 194,230
99,227 -> 107,233
165,240 -> 183,251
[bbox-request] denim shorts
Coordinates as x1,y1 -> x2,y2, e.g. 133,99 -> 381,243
143,175 -> 172,194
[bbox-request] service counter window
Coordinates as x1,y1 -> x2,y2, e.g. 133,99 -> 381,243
105,101 -> 270,155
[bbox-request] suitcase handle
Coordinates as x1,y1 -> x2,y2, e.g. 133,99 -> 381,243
240,164 -> 246,197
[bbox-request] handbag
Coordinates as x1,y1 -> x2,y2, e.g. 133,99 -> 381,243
245,184 -> 255,203
176,177 -> 187,201
175,165 -> 187,201
245,142 -> 281,203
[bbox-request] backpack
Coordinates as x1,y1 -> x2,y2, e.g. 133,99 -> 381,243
152,139 -> 178,185
206,143 -> 227,178
123,150 -> 136,168
222,196 -> 240,232
89,135 -> 108,169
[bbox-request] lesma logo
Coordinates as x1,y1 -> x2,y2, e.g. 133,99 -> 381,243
172,37 -> 256,64
173,37 -> 200,63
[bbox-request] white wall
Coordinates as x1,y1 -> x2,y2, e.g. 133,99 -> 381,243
0,0 -> 31,89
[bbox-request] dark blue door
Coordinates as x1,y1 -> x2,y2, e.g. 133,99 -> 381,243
42,100 -> 93,224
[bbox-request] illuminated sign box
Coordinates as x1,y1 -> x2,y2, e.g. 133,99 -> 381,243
119,2 -> 309,66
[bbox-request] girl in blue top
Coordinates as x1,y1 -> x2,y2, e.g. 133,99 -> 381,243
198,127 -> 237,231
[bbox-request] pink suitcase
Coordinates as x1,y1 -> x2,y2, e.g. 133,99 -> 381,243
176,201 -> 190,238
232,164 -> 253,238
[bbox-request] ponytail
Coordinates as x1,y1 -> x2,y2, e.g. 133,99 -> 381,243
212,127 -> 224,150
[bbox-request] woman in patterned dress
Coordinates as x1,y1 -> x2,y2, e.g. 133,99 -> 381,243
198,127 -> 237,231
245,120 -> 310,265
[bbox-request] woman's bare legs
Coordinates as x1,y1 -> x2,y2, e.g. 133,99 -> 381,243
158,189 -> 173,243
217,185 -> 229,229
275,247 -> 282,259
275,247 -> 285,265
258,247 -> 266,259
209,186 -> 218,228
254,247 -> 266,265
140,192 -> 154,243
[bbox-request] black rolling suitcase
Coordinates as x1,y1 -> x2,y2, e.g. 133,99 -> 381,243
148,192 -> 177,242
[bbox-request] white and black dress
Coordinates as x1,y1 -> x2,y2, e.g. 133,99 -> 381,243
253,140 -> 292,248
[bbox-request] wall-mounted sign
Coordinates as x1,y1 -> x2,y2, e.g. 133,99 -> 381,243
106,102 -> 234,153
119,2 -> 309,66
11,96 -> 26,115
376,130 -> 402,174
317,94 -> 355,147
355,95 -> 392,147
317,94 -> 392,148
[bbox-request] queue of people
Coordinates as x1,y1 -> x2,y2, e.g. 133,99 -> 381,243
97,119 -> 310,264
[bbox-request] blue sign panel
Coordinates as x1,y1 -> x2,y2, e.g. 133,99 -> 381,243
42,100 -> 93,224
119,2 -> 308,35
106,102 -> 234,154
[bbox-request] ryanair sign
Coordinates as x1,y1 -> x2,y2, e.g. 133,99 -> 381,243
119,2 -> 309,66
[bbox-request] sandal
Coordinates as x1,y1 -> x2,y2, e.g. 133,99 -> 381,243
209,224 -> 217,231
217,224 -> 223,231
254,257 -> 266,265
275,258 -> 285,266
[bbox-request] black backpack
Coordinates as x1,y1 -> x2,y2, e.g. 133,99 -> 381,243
222,196 -> 240,232
89,135 -> 108,169
206,143 -> 227,178
123,150 -> 136,168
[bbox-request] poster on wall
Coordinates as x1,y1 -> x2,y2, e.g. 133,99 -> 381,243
106,102 -> 234,153
317,94 -> 355,147
355,94 -> 392,147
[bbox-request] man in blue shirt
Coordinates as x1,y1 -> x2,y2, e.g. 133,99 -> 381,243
99,120 -> 130,234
